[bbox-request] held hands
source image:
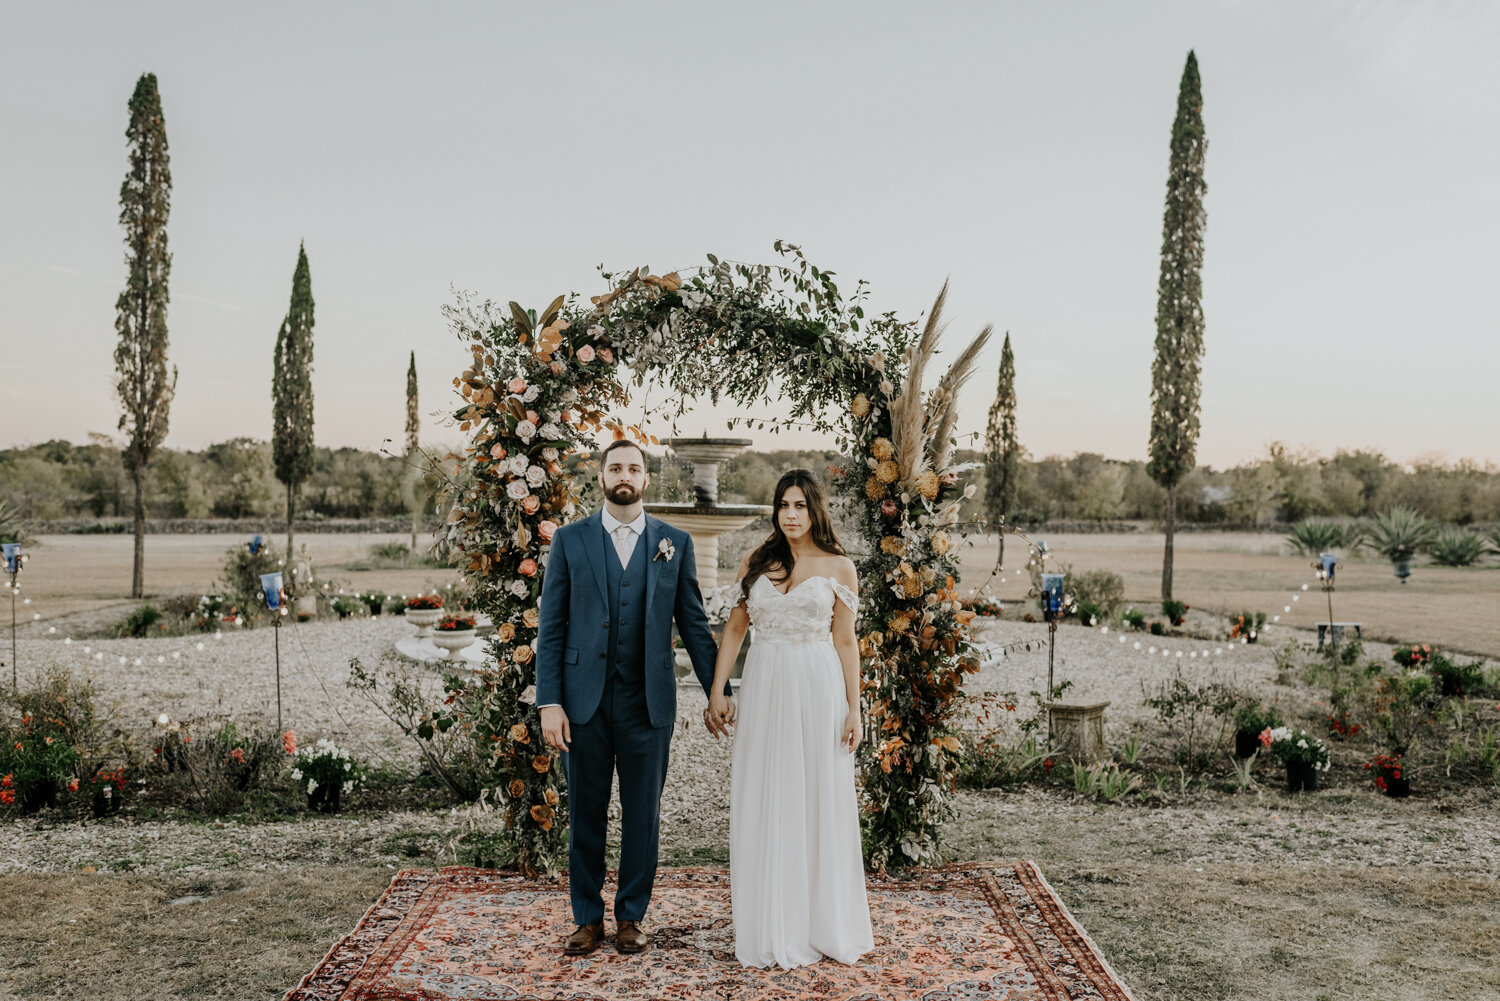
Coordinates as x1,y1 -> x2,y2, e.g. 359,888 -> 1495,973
540,705 -> 571,752
705,691 -> 736,739
840,707 -> 862,753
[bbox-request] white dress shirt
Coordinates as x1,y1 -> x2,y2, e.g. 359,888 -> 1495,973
601,508 -> 646,569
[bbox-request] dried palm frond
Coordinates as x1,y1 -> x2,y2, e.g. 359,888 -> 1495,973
890,281 -> 950,485
928,323 -> 993,471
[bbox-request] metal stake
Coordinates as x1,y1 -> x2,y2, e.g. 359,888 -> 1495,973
273,613 -> 283,734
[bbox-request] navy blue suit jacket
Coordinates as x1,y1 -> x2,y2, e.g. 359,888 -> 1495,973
534,511 -> 725,728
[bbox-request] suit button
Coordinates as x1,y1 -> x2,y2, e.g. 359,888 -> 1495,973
603,620 -> 610,627
620,600 -> 629,607
599,652 -> 605,659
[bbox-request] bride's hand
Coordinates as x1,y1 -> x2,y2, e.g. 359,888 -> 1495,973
707,692 -> 734,738
840,707 -> 861,753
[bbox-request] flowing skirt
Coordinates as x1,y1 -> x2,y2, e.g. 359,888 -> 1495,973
730,635 -> 874,968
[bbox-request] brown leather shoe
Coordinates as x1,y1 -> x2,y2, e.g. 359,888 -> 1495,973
615,920 -> 650,954
564,923 -> 604,956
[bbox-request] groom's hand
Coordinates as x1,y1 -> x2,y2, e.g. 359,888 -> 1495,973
540,706 -> 571,752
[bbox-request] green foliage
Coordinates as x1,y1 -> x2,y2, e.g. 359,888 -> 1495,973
1141,670 -> 1238,771
1123,607 -> 1147,631
0,497 -> 26,545
1265,727 -> 1330,769
1427,654 -> 1487,697
1161,599 -> 1188,626
1287,518 -> 1365,556
1227,610 -> 1265,643
117,604 -> 164,637
1445,726 -> 1500,785
1362,669 -> 1443,757
983,332 -> 1020,555
217,540 -> 280,627
149,716 -> 288,815
956,731 -> 1047,789
331,596 -> 360,619
1070,569 -> 1125,618
1147,51 -> 1208,492
1071,761 -> 1141,802
1232,700 -> 1283,734
1429,527 -> 1485,567
273,244 -> 316,553
289,737 -> 363,813
1,668 -> 119,814
1368,507 -> 1437,562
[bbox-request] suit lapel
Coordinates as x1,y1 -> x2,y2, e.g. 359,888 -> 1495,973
643,515 -> 662,620
580,511 -> 609,606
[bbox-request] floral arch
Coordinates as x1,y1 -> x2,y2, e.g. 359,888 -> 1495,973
431,243 -> 992,876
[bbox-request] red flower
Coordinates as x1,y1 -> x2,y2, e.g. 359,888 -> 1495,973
0,790 -> 14,806
67,778 -> 80,793
0,774 -> 11,788
282,730 -> 297,755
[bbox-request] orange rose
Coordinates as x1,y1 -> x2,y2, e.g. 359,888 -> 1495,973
544,788 -> 559,806
530,804 -> 554,824
519,558 -> 538,577
508,779 -> 526,798
522,607 -> 540,628
514,644 -> 534,664
532,754 -> 552,774
537,520 -> 557,542
497,622 -> 517,643
508,723 -> 530,743
489,442 -> 506,460
525,410 -> 539,424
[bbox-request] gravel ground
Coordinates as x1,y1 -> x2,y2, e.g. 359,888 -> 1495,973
5,616 -> 1497,880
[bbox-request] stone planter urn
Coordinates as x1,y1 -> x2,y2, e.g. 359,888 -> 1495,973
431,630 -> 477,657
1046,701 -> 1110,764
404,607 -> 443,638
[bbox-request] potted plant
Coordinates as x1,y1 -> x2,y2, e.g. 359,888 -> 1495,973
1265,726 -> 1331,792
431,613 -> 478,657
1161,600 -> 1189,628
1228,611 -> 1266,644
290,737 -> 362,814
1232,701 -> 1283,759
1368,507 -> 1436,583
403,593 -> 445,637
1365,753 -> 1410,798
361,591 -> 388,617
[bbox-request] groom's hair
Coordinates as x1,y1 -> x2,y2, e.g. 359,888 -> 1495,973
599,439 -> 647,468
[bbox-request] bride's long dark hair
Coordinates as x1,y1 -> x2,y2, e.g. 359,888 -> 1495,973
740,468 -> 847,605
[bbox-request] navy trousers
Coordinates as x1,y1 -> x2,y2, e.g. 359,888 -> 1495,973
561,672 -> 672,925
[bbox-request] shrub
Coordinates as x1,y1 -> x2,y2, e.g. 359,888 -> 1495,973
1123,607 -> 1147,631
218,541 -> 281,628
1228,611 -> 1266,643
0,718 -> 79,813
117,604 -> 164,638
1141,672 -> 1239,771
1233,700 -> 1283,734
0,667 -> 118,814
1265,727 -> 1331,770
1364,670 -> 1442,757
1368,507 -> 1436,563
1286,519 -> 1345,556
1074,599 -> 1105,627
149,714 -> 291,815
959,596 -> 1003,618
1069,569 -> 1125,617
1070,761 -> 1141,802
332,596 -> 360,619
1149,621 -> 1166,636
404,593 -> 445,611
1162,600 -> 1189,627
1427,654 -> 1486,697
0,497 -> 26,546
1429,528 -> 1484,567
360,591 -> 389,616
1392,643 -> 1435,669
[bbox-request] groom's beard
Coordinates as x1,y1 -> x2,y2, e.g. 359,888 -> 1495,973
605,482 -> 642,505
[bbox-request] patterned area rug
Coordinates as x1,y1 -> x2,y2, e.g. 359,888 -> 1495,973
285,863 -> 1134,1000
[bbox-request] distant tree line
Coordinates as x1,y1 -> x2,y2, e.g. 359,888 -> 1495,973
3,439 -> 1496,529
0,438 -> 446,525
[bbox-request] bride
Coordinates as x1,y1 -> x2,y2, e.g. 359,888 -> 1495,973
706,468 -> 874,969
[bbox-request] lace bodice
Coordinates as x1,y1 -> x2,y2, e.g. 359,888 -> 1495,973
735,574 -> 858,644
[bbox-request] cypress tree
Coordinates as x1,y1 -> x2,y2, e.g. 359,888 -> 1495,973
983,332 -> 1020,568
272,243 -> 315,562
113,73 -> 177,599
405,350 -> 420,550
1148,51 -> 1208,602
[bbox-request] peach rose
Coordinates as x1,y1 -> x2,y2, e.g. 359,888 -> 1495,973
519,558 -> 538,577
509,723 -> 530,743
496,622 -> 517,643
489,442 -> 506,460
521,495 -> 541,515
508,779 -> 526,798
544,787 -> 559,806
513,644 -> 534,664
525,410 -> 539,424
537,520 -> 557,542
508,377 -> 527,394
522,607 -> 540,628
577,344 -> 596,364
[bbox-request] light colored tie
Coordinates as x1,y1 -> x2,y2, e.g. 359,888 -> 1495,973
613,525 -> 635,568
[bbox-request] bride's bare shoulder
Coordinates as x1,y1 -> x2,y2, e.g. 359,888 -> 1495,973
817,552 -> 858,588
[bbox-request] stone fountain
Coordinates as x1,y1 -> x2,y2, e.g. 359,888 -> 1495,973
645,436 -> 771,590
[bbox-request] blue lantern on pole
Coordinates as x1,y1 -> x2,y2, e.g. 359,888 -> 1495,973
1320,552 -> 1337,582
249,535 -> 263,556
1041,573 -> 1066,617
2,543 -> 19,575
260,571 -> 284,610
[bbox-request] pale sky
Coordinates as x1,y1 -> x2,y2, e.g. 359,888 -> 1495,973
4,1 -> 1497,468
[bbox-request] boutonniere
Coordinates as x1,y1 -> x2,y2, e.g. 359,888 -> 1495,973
654,538 -> 675,563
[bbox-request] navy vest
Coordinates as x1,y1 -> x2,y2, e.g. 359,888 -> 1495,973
603,523 -> 649,683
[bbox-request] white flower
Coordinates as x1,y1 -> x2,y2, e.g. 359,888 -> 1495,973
521,385 -> 539,403
586,324 -> 604,339
560,389 -> 578,404
519,684 -> 537,705
342,781 -> 353,794
515,420 -> 537,442
526,465 -> 547,487
654,538 -> 675,563
291,768 -> 302,780
155,713 -> 170,726
508,454 -> 530,476
1297,739 -> 1308,749
506,479 -> 530,500
307,778 -> 319,794
343,761 -> 351,771
539,423 -> 564,440
510,579 -> 529,598
541,447 -> 559,462
102,786 -> 112,799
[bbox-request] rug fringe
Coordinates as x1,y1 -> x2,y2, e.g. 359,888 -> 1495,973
1024,860 -> 1138,1001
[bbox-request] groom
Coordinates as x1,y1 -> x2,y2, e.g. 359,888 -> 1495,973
535,439 -> 732,957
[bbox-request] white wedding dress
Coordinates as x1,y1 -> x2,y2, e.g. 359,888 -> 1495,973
729,574 -> 874,969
